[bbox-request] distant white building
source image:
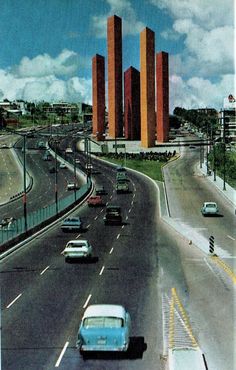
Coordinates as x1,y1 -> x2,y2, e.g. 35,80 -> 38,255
220,94 -> 236,143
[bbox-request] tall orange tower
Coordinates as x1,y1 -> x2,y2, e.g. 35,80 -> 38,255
107,15 -> 123,138
156,51 -> 169,142
140,27 -> 155,148
92,54 -> 105,141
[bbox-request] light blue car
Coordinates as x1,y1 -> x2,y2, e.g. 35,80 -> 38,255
76,304 -> 131,354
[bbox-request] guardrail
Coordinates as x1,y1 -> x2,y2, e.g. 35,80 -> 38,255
0,180 -> 91,251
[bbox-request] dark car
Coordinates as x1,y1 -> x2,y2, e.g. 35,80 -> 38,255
103,205 -> 122,225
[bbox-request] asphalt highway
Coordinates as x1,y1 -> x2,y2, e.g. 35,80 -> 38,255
1,142 -> 235,370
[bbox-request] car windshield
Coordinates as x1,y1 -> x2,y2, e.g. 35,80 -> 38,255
83,317 -> 123,328
206,203 -> 216,208
67,242 -> 85,248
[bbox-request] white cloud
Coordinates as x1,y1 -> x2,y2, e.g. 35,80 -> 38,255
92,0 -> 145,37
0,52 -> 92,104
169,74 -> 234,112
15,49 -> 80,78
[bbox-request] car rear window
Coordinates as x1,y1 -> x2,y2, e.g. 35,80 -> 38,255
206,203 -> 216,207
83,317 -> 123,328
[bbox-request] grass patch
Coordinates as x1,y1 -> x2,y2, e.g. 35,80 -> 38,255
100,157 -> 165,181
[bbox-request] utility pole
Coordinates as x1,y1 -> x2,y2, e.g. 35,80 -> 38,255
23,135 -> 27,232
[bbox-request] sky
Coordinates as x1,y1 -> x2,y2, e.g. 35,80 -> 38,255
0,0 -> 234,112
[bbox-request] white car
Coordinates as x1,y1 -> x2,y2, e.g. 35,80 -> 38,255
201,202 -> 219,216
67,182 -> 79,190
65,147 -> 73,154
63,240 -> 92,261
59,162 -> 67,169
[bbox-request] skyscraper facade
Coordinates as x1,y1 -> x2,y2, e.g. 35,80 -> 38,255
124,66 -> 140,140
140,27 -> 156,148
156,51 -> 169,142
107,15 -> 123,138
92,54 -> 105,140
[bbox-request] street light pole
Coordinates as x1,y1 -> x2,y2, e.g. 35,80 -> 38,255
23,135 -> 27,232
73,148 -> 77,202
222,110 -> 226,190
55,140 -> 59,214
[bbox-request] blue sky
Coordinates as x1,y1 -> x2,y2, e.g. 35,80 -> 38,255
0,0 -> 234,112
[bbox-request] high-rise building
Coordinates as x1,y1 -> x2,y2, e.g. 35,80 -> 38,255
140,27 -> 156,148
107,15 -> 123,138
92,54 -> 105,140
124,67 -> 140,140
156,51 -> 169,142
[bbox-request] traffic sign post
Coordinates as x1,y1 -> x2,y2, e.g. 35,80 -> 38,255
209,235 -> 215,254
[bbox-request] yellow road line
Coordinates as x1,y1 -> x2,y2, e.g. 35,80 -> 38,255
211,256 -> 236,284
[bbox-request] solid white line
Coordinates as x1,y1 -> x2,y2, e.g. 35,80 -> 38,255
55,341 -> 69,367
227,235 -> 235,241
117,234 -> 120,239
83,294 -> 92,308
6,293 -> 22,309
40,265 -> 50,275
99,266 -> 105,276
109,247 -> 113,254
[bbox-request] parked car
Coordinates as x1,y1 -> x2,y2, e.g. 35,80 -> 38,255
87,195 -> 103,207
65,147 -> 73,154
67,182 -> 79,190
61,217 -> 83,231
201,202 -> 219,216
95,185 -> 106,195
103,205 -> 122,225
62,240 -> 92,261
76,304 -> 131,353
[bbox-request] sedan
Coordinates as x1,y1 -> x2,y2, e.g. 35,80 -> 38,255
201,202 -> 219,216
87,195 -> 103,207
76,304 -> 131,354
62,240 -> 92,261
61,217 -> 83,231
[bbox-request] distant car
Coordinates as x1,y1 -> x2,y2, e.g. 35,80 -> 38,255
67,182 -> 79,190
87,195 -> 103,207
62,240 -> 92,261
49,166 -> 57,173
103,205 -> 122,225
76,304 -> 131,354
65,147 -> 73,154
59,162 -> 67,169
61,216 -> 83,231
75,158 -> 81,164
201,202 -> 219,216
0,217 -> 17,231
95,185 -> 106,195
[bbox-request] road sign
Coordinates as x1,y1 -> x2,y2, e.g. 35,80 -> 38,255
113,144 -> 126,148
209,235 -> 215,254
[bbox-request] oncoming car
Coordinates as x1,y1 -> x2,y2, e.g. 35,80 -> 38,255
201,202 -> 219,216
62,240 -> 92,261
76,304 -> 131,354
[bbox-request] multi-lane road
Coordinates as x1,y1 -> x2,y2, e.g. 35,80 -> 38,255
1,132 -> 235,370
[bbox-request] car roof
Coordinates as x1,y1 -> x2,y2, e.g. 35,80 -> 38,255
83,304 -> 126,319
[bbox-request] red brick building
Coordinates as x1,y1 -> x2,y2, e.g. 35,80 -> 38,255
107,15 -> 123,138
156,51 -> 169,142
124,67 -> 140,140
140,27 -> 156,148
92,54 -> 105,140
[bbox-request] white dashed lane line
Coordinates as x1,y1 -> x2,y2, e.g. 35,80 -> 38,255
83,294 -> 92,308
227,235 -> 235,241
109,247 -> 114,254
40,266 -> 50,275
6,293 -> 22,309
55,341 -> 69,368
99,266 -> 105,276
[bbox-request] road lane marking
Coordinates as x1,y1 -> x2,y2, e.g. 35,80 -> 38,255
128,208 -> 131,213
227,235 -> 235,241
211,256 -> 236,284
94,216 -> 98,220
117,234 -> 120,239
109,247 -> 113,254
40,266 -> 50,275
83,294 -> 92,308
87,224 -> 91,229
99,266 -> 105,276
6,293 -> 22,309
55,341 -> 69,367
126,216 -> 128,220
122,225 -> 124,229
76,234 -> 81,239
